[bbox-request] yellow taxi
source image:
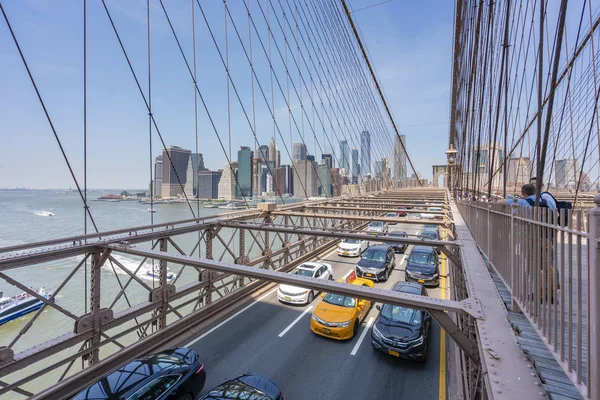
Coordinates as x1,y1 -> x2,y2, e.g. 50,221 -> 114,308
310,271 -> 373,340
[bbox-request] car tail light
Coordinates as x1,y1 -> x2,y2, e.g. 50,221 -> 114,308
194,363 -> 205,375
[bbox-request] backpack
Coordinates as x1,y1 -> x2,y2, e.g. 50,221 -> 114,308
526,191 -> 573,226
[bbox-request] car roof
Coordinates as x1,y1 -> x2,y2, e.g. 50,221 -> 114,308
366,244 -> 391,251
72,348 -> 195,400
412,245 -> 436,253
391,281 -> 424,295
297,262 -> 321,270
388,230 -> 406,236
422,227 -> 438,232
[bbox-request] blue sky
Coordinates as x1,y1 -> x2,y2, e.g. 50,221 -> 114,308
0,0 -> 454,189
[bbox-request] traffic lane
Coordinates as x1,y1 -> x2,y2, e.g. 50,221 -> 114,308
229,255 -> 410,400
190,241 -> 438,398
188,249 -> 364,392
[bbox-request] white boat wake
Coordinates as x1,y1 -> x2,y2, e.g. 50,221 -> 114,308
33,210 -> 55,217
103,254 -> 177,282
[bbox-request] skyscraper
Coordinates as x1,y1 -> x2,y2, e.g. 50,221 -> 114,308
351,148 -> 359,184
276,150 -> 281,169
258,144 -> 270,163
161,146 -> 191,197
237,146 -> 253,198
268,137 -> 277,167
306,154 -> 315,163
339,140 -> 350,172
393,135 -> 407,187
218,162 -> 237,200
318,163 -> 332,197
360,131 -> 371,175
197,170 -> 222,199
293,159 -> 318,198
321,154 -> 333,169
555,159 -> 579,189
274,167 -> 286,196
331,168 -> 342,196
374,160 -> 383,178
293,143 -> 307,161
154,155 -> 163,197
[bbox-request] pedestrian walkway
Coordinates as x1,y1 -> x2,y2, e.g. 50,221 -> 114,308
481,251 -> 583,400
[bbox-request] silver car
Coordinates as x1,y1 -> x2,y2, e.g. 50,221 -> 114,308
366,221 -> 388,235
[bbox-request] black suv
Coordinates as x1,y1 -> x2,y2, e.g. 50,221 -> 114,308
385,230 -> 408,253
420,227 -> 441,254
355,245 -> 396,282
405,246 -> 440,287
371,281 -> 431,362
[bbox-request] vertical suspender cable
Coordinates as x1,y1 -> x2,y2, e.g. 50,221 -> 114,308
192,0 -> 201,257
147,0 -> 155,288
83,0 -> 88,314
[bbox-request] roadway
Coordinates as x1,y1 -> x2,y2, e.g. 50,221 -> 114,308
186,221 -> 448,400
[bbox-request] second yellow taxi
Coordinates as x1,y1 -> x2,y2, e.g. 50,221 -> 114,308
310,271 -> 373,340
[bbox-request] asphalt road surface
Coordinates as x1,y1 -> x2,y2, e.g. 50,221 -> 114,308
187,222 -> 447,400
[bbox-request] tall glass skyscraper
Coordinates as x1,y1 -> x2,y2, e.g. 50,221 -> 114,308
351,149 -> 359,184
292,143 -> 307,161
339,140 -> 350,171
360,131 -> 371,175
237,146 -> 253,198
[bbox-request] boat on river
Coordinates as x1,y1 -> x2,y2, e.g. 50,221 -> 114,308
0,288 -> 54,325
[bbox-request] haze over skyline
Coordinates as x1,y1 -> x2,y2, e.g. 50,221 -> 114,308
0,0 -> 453,189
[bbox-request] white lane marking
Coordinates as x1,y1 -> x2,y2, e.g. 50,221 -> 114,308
351,316 -> 375,356
278,305 -> 314,337
401,255 -> 407,264
186,288 -> 277,347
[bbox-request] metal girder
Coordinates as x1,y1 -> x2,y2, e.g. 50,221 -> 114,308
306,205 -> 447,214
272,211 -> 446,225
109,244 -> 482,360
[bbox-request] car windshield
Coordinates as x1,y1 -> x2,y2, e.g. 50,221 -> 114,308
386,213 -> 396,217
292,268 -> 314,277
409,252 -> 435,265
362,249 -> 387,262
381,304 -> 422,326
369,222 -> 383,228
343,239 -> 360,244
323,293 -> 356,308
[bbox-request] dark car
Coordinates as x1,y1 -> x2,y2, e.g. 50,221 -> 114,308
405,246 -> 440,287
396,210 -> 407,217
420,227 -> 442,254
200,373 -> 284,399
385,212 -> 398,224
72,347 -> 206,400
385,230 -> 408,253
355,245 -> 396,282
371,281 -> 432,362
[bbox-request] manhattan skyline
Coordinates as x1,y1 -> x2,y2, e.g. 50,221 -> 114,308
0,1 -> 453,189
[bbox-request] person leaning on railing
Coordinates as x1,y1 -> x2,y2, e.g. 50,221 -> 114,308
515,184 -> 559,303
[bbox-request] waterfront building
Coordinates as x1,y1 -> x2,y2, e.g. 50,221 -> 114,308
154,155 -> 163,197
237,146 -> 253,199
197,170 -> 222,199
218,162 -> 237,200
360,131 -> 371,175
293,160 -> 318,198
161,146 -> 191,197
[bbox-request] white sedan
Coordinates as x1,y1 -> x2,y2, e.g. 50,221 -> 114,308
337,238 -> 369,257
277,262 -> 334,304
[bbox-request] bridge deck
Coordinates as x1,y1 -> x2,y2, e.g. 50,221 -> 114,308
181,221 -> 448,400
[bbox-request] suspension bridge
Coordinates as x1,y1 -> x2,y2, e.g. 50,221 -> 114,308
0,1 -> 598,399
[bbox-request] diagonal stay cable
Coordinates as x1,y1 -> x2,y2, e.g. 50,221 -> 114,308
0,3 -> 100,233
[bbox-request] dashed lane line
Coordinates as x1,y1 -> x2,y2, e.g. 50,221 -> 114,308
185,288 -> 277,347
350,316 -> 375,356
278,306 -> 314,337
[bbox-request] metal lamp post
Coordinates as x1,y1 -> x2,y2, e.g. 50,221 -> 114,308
446,144 -> 458,197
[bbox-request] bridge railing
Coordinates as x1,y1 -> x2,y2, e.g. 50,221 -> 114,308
457,199 -> 594,399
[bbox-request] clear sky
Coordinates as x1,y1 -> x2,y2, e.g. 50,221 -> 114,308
0,0 -> 454,189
